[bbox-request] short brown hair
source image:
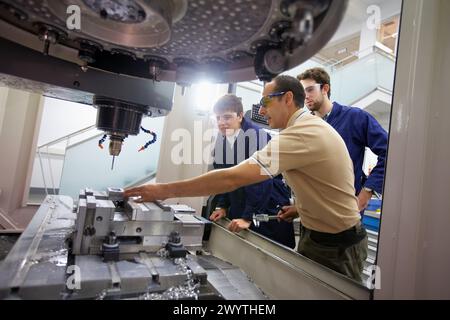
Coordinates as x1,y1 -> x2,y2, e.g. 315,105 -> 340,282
297,67 -> 331,98
213,94 -> 243,114
273,75 -> 305,108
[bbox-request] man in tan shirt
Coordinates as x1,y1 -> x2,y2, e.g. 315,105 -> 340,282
125,75 -> 368,282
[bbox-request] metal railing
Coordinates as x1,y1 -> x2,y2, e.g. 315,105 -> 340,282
34,124 -> 97,198
36,125 -> 96,150
325,44 -> 396,71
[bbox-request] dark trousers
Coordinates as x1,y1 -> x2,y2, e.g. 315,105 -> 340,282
297,223 -> 368,282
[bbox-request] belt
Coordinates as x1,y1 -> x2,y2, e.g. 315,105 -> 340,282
301,222 -> 366,248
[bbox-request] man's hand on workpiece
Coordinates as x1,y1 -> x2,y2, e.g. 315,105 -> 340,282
124,184 -> 168,202
209,208 -> 227,222
277,205 -> 298,222
228,219 -> 251,233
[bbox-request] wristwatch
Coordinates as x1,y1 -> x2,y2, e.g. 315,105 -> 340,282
363,187 -> 373,193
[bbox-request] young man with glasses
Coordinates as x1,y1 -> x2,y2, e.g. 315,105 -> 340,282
298,68 -> 388,212
209,94 -> 295,248
125,76 -> 367,282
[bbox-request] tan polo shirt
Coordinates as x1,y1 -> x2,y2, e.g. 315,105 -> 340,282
250,108 -> 360,233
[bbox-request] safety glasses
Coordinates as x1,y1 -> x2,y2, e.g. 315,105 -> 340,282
259,91 -> 286,108
304,83 -> 322,95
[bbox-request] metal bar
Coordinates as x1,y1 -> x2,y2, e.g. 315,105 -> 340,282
328,45 -> 396,71
46,146 -> 56,195
37,148 -> 48,195
37,125 -> 96,149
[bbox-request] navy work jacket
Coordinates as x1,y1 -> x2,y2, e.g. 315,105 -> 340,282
326,102 -> 388,195
212,118 -> 295,248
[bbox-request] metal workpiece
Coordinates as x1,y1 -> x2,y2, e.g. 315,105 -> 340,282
106,187 -> 124,202
79,189 -> 108,200
126,199 -> 174,221
154,200 -> 174,213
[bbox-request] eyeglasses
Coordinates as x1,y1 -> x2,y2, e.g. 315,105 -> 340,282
304,83 -> 322,94
259,91 -> 286,108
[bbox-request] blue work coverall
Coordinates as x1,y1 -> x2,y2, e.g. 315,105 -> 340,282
326,102 -> 388,196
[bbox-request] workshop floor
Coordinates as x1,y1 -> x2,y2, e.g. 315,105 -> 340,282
8,205 -> 39,229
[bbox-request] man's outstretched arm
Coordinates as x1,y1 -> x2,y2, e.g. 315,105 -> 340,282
124,159 -> 270,202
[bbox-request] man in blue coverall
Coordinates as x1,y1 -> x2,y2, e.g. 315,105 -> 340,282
298,68 -> 388,211
209,94 -> 295,248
